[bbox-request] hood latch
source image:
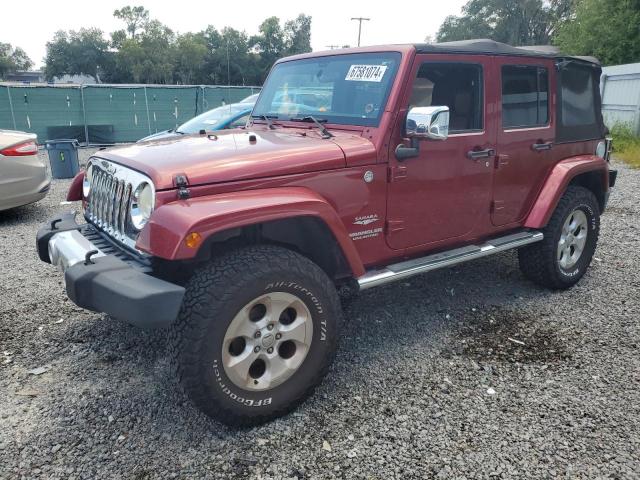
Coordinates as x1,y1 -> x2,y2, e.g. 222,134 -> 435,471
174,174 -> 190,200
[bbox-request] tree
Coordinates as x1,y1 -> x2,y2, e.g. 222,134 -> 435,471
113,5 -> 149,39
41,8 -> 312,85
0,43 -> 33,79
44,29 -> 109,81
554,0 -> 640,65
284,14 -> 312,55
251,15 -> 312,82
173,33 -> 208,84
113,20 -> 176,83
436,0 -> 573,46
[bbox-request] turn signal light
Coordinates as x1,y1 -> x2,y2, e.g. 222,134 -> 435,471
1,140 -> 38,156
184,232 -> 202,249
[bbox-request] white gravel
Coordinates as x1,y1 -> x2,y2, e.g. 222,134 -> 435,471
0,150 -> 639,479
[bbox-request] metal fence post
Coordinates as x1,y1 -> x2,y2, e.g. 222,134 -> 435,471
80,85 -> 89,145
143,86 -> 151,134
6,86 -> 17,130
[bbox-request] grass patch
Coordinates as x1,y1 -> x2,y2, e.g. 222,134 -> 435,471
610,124 -> 640,168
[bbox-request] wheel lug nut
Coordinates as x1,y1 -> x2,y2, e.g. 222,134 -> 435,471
267,324 -> 274,331
267,347 -> 274,354
255,331 -> 261,338
275,333 -> 282,340
254,346 -> 260,353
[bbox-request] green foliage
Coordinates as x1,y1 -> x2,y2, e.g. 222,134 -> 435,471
436,0 -> 573,45
43,6 -> 312,86
0,43 -> 33,79
610,124 -> 640,168
44,29 -> 110,81
113,6 -> 150,39
554,0 -> 640,66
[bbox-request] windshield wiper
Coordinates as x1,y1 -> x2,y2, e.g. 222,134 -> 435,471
251,114 -> 277,130
289,116 -> 334,139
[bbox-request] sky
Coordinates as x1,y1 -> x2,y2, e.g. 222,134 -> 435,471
5,0 -> 468,69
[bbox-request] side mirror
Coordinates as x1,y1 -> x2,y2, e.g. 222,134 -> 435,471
406,106 -> 450,141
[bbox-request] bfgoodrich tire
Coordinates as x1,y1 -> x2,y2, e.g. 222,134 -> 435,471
519,185 -> 600,289
169,245 -> 342,426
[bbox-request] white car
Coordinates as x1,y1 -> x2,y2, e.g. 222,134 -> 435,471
0,129 -> 50,211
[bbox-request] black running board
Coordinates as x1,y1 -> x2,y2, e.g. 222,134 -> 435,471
357,231 -> 543,290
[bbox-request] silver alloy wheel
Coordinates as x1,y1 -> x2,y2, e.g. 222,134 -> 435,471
222,292 -> 313,391
557,209 -> 588,270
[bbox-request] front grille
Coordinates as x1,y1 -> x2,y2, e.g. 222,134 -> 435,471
87,165 -> 134,242
84,157 -> 154,250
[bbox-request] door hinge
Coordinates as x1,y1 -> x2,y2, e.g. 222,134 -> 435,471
388,165 -> 408,182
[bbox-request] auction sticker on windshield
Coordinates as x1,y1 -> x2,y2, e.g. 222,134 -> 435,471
345,65 -> 388,82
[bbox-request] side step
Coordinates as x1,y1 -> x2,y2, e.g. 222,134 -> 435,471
357,230 -> 543,290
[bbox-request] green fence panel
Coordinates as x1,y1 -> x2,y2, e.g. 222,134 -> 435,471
146,87 -> 201,137
0,86 -> 15,131
1,86 -> 84,142
0,84 -> 260,144
83,86 -> 148,143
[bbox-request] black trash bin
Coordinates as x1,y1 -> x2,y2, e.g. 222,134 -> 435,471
45,139 -> 80,179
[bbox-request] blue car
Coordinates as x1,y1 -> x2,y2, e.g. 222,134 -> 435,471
138,97 -> 256,142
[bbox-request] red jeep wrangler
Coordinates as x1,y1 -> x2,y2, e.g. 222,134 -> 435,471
37,40 -> 616,426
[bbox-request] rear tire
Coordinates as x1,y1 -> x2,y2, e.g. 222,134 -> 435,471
518,185 -> 600,289
169,245 -> 342,426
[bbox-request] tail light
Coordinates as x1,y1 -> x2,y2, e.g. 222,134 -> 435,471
0,140 -> 38,156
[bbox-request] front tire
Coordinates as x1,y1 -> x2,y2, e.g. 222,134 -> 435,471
169,245 -> 342,426
519,185 -> 600,289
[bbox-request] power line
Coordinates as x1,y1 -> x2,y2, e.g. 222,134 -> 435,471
350,17 -> 370,47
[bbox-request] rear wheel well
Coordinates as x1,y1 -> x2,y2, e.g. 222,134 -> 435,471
569,170 -> 606,213
195,217 -> 353,281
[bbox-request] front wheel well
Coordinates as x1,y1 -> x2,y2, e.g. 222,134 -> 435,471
569,170 -> 606,213
194,217 -> 353,281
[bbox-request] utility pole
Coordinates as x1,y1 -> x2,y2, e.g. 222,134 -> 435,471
350,17 -> 370,47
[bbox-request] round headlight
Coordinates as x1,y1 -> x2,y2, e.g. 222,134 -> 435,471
596,141 -> 606,159
83,163 -> 93,198
130,182 -> 154,230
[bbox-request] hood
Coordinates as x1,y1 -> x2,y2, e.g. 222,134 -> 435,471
96,129 -> 371,190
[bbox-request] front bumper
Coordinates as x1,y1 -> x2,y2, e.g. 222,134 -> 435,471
36,213 -> 185,329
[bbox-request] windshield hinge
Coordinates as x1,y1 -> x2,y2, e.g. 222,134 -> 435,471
174,174 -> 190,200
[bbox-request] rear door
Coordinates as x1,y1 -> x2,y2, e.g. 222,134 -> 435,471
492,58 -> 556,226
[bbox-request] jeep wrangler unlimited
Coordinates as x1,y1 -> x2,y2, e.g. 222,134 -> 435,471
37,40 -> 616,426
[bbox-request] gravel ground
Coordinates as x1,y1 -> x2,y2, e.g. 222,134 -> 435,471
1,149 -> 639,479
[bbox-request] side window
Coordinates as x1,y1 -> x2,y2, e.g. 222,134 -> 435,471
560,65 -> 596,126
228,114 -> 250,129
410,63 -> 483,133
501,65 -> 549,129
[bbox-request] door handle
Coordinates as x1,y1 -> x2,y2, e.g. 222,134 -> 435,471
532,142 -> 553,151
467,148 -> 495,160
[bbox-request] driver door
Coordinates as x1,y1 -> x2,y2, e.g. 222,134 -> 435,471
385,55 -> 497,250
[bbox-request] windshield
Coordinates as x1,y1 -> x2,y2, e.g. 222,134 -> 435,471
177,104 -> 249,133
253,52 -> 401,127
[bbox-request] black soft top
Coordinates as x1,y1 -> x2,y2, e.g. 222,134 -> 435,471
414,39 -> 600,66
